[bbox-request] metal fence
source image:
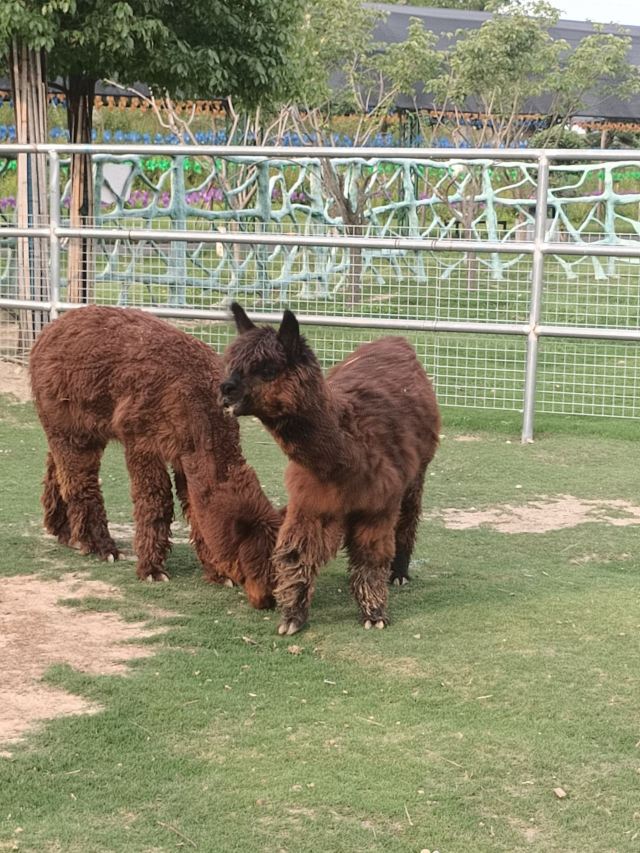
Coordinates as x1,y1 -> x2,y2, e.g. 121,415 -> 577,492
1,143 -> 640,441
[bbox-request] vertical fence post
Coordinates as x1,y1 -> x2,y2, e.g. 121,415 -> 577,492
255,159 -> 271,297
521,153 -> 550,443
169,155 -> 187,306
48,149 -> 61,321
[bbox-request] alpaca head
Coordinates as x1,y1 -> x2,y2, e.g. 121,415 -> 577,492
205,468 -> 284,610
221,303 -> 317,419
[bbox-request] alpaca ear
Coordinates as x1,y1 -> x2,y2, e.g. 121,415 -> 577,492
230,302 -> 256,334
277,309 -> 300,354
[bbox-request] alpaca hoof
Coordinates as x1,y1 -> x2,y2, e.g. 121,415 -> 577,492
363,617 -> 388,630
106,553 -> 115,563
204,571 -> 237,586
391,576 -> 409,586
145,571 -> 170,582
278,620 -> 302,636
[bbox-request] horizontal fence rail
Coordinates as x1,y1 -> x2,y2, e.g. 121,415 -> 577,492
1,144 -> 639,440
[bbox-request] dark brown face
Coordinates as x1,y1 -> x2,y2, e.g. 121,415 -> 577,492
220,327 -> 290,417
220,303 -> 308,419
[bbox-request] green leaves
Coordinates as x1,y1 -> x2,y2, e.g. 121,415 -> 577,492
1,0 -> 304,108
286,0 -> 384,108
0,0 -> 71,53
378,18 -> 442,99
369,0 -> 638,149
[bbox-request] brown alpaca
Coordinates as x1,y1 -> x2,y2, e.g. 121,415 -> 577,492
30,306 -> 281,609
221,303 -> 441,633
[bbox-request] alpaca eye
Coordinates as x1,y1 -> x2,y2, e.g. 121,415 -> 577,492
259,365 -> 278,381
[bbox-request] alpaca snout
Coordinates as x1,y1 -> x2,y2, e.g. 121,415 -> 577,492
220,378 -> 242,412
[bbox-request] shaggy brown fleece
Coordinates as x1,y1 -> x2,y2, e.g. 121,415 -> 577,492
221,303 -> 441,633
30,306 -> 280,608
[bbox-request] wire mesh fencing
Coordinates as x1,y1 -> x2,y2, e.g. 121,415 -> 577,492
1,144 -> 639,438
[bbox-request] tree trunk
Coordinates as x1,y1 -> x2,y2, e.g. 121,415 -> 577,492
319,159 -> 364,304
8,39 -> 49,355
597,127 -> 608,228
66,75 -> 96,303
460,194 -> 479,290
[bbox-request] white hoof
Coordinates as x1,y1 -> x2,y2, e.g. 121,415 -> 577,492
224,578 -> 234,588
106,553 -> 115,563
364,620 -> 372,630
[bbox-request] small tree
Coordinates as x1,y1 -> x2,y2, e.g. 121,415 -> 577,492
0,0 -> 302,302
276,0 -> 409,302
107,82 -> 294,295
0,2 -> 70,351
381,0 -> 640,282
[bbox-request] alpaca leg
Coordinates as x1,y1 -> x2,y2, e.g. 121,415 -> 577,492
172,464 -> 233,586
347,516 -> 398,628
273,511 -> 343,635
390,464 -> 427,586
48,437 -> 118,561
175,456 -> 243,588
41,451 -> 70,545
125,446 -> 173,581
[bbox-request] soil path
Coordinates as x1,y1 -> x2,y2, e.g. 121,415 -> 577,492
0,573 -> 170,747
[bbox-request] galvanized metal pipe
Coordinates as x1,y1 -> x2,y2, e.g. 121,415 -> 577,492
48,151 -> 60,321
2,143 -> 640,439
2,223 -> 639,258
53,225 -> 530,255
1,143 -> 640,163
521,154 -> 550,444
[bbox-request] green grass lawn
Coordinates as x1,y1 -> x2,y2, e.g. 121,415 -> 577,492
1,395 -> 639,852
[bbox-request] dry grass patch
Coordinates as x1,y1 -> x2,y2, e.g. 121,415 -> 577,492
0,572 -> 173,744
435,495 -> 640,533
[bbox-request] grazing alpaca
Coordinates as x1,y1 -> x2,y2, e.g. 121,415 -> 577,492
30,306 -> 281,609
221,303 -> 441,633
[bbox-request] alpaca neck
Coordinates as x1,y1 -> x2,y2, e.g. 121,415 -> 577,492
263,379 -> 355,480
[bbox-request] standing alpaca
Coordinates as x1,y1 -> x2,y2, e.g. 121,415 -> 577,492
221,303 -> 441,633
30,306 -> 281,609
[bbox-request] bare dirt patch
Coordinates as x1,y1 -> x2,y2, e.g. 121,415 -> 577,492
107,521 -> 191,548
0,360 -> 31,403
0,572 -> 171,746
435,494 -> 640,533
